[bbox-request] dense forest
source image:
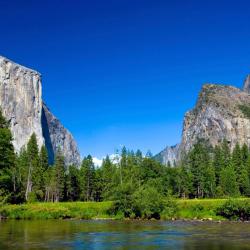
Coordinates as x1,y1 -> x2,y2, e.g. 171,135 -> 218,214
1,109 -> 250,217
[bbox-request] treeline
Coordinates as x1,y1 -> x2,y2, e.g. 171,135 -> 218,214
1,109 -> 250,206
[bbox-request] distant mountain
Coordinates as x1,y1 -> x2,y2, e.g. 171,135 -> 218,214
0,56 -> 80,166
156,75 -> 250,165
154,144 -> 179,166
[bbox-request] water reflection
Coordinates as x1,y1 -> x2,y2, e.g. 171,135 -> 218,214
0,220 -> 250,249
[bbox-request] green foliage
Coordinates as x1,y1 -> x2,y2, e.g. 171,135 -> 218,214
0,109 -> 15,203
54,150 -> 65,202
110,183 -> 134,218
216,199 -> 250,221
0,201 -> 113,219
1,104 -> 250,222
132,186 -> 165,219
239,104 -> 250,119
220,163 -> 239,197
80,155 -> 96,201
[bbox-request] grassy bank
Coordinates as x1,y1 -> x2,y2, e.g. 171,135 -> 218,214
0,201 -> 113,220
0,198 -> 249,220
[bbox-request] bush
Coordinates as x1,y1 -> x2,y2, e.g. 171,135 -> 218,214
216,199 -> 250,221
109,184 -> 166,219
161,197 -> 178,219
108,183 -> 134,218
132,186 -> 165,219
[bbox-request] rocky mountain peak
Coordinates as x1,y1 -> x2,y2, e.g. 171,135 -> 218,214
0,55 -> 81,166
156,76 -> 250,166
243,75 -> 250,93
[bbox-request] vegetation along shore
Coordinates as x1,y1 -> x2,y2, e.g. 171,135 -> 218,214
1,199 -> 250,221
0,107 -> 250,221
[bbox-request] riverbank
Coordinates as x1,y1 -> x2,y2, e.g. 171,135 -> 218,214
0,198 -> 249,220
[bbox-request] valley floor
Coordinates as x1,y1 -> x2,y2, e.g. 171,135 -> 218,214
1,198 -> 250,221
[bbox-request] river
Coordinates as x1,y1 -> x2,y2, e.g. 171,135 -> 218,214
0,220 -> 250,249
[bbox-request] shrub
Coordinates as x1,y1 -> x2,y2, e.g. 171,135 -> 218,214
109,184 -> 166,219
132,186 -> 165,219
216,199 -> 250,221
239,104 -> 250,119
161,197 -> 178,219
108,183 -> 134,218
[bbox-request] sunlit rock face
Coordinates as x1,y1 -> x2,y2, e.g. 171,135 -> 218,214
154,144 -> 180,166
0,56 -> 44,151
0,56 -> 80,166
157,78 -> 250,165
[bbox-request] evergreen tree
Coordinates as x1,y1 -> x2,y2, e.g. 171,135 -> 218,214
241,144 -> 250,195
220,162 -> 239,196
65,165 -> 80,201
25,133 -> 41,201
0,110 -> 16,202
202,162 -> 216,197
38,145 -> 49,200
54,150 -> 65,202
213,145 -> 223,185
179,165 -> 193,198
80,155 -> 95,201
221,139 -> 231,168
101,155 -> 115,199
15,147 -> 29,202
187,140 -> 211,198
40,145 -> 49,172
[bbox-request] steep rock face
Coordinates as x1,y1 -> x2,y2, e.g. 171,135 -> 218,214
157,79 -> 250,165
154,144 -> 179,166
180,84 -> 250,154
0,56 -> 44,151
243,75 -> 250,93
42,103 -> 81,166
0,56 -> 81,166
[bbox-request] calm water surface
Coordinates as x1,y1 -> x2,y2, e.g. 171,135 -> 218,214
0,220 -> 250,250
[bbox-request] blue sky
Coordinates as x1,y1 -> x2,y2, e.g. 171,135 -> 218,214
1,0 -> 250,157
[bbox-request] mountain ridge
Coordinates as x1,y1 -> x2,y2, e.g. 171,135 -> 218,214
0,55 -> 80,166
156,77 -> 250,165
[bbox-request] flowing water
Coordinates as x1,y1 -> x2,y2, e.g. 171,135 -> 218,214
0,220 -> 250,249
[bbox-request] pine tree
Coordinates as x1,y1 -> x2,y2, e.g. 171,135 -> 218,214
15,147 -> 29,202
179,165 -> 193,198
54,150 -> 65,202
40,145 -> 49,172
221,139 -> 231,168
240,144 -> 250,195
80,155 -> 95,201
213,145 -> 223,185
65,165 -> 80,201
0,110 -> 16,202
25,133 -> 40,201
202,162 -> 216,197
220,162 -> 239,196
101,155 -> 114,199
188,140 -> 211,198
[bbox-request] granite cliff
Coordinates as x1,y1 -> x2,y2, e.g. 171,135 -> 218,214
0,56 -> 80,166
157,76 -> 250,165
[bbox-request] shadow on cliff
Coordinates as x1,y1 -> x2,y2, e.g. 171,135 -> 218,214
41,106 -> 54,165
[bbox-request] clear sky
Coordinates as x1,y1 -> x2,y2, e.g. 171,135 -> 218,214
1,0 -> 250,158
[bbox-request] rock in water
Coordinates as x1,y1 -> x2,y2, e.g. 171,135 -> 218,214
157,79 -> 250,165
0,55 -> 80,166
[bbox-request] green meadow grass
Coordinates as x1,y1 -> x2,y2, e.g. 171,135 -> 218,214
0,201 -> 113,220
1,198 -> 249,220
175,198 -> 250,220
